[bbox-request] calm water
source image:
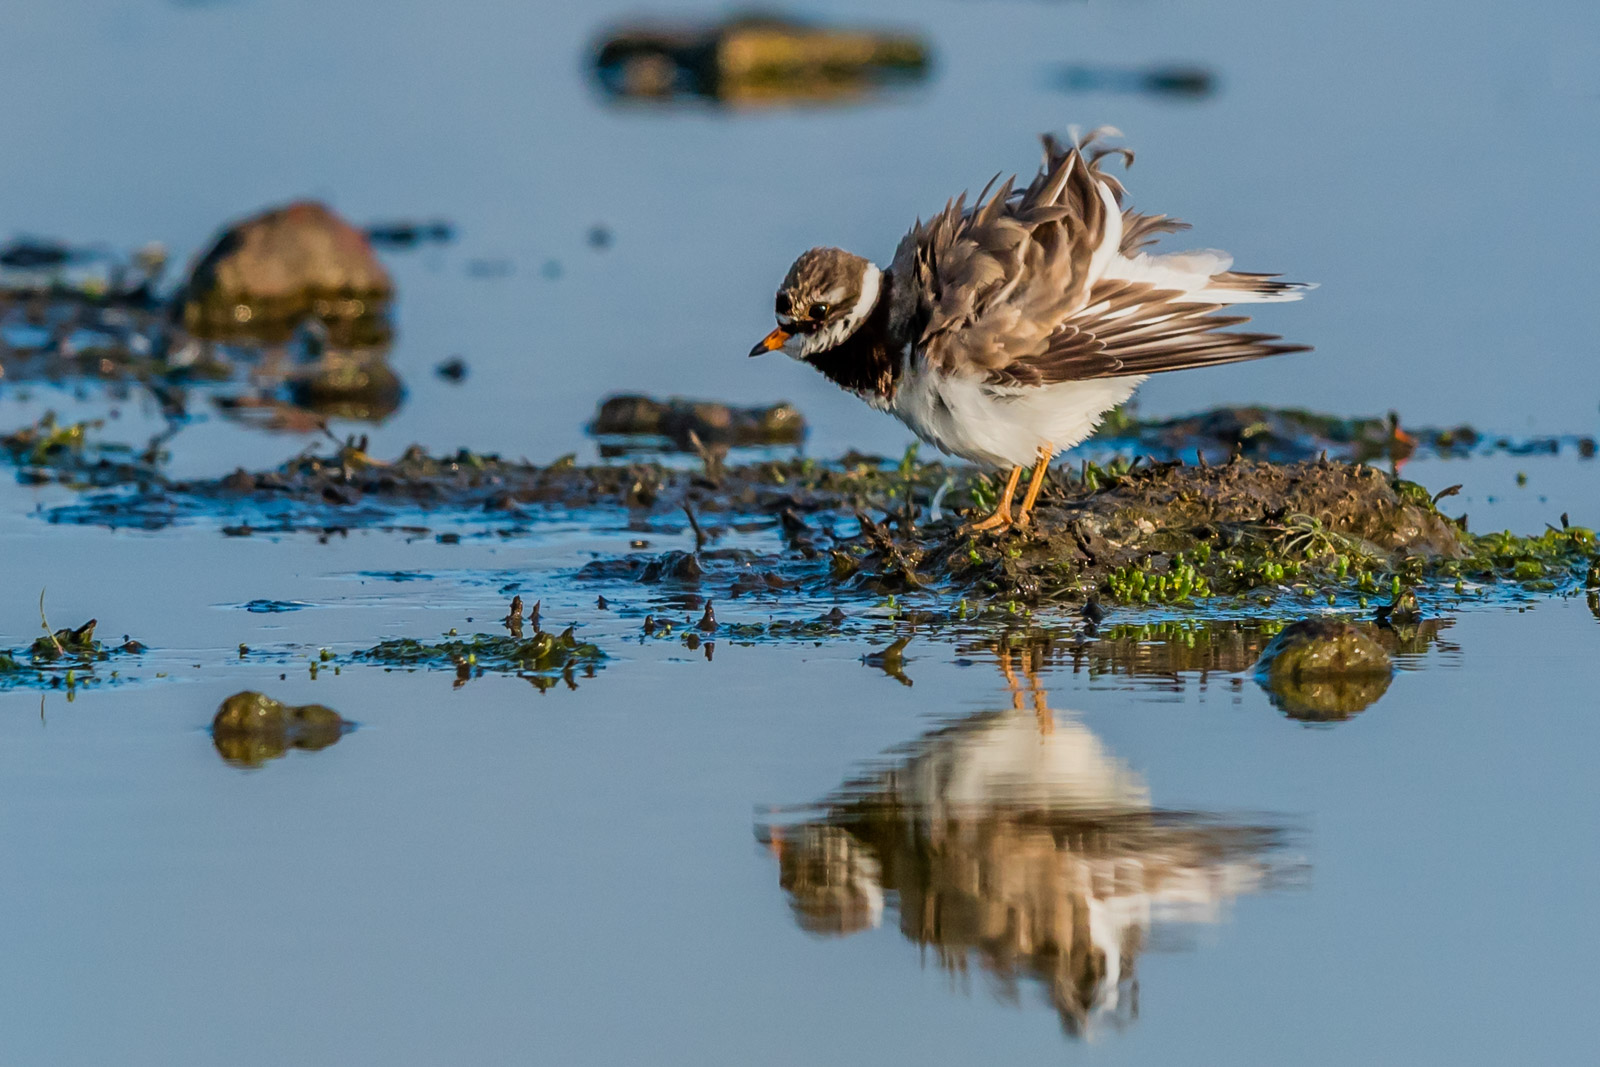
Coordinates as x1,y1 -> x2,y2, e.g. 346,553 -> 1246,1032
2,1 -> 1599,1063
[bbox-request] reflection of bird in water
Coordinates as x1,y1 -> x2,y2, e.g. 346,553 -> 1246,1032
762,646 -> 1292,1038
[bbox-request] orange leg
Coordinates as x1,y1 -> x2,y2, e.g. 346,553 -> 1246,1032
1014,443 -> 1055,528
964,465 -> 1023,532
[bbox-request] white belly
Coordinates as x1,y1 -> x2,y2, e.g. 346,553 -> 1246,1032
888,360 -> 1144,469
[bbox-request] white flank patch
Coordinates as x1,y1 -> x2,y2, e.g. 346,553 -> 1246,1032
891,359 -> 1143,469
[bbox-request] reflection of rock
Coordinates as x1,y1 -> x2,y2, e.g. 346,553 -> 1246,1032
180,201 -> 393,344
211,690 -> 351,767
286,347 -> 403,422
1254,618 -> 1394,721
761,676 -> 1293,1038
590,394 -> 805,451
593,16 -> 929,108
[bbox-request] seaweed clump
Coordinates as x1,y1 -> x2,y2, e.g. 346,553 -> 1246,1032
352,619 -> 604,690
1,615 -> 145,693
2,413 -> 159,488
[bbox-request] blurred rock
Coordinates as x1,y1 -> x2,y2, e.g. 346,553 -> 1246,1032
435,356 -> 468,382
180,201 -> 393,344
592,15 -> 929,108
211,690 -> 351,767
590,394 -> 806,450
1254,618 -> 1394,721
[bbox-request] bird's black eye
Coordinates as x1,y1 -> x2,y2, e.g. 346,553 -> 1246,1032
775,292 -> 791,316
808,302 -> 831,320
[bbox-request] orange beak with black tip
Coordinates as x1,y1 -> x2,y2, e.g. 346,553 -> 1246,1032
750,327 -> 790,357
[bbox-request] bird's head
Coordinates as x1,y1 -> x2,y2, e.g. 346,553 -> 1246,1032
750,247 -> 882,361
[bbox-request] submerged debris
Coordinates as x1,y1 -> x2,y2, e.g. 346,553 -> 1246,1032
211,690 -> 352,767
1253,618 -> 1394,721
592,15 -> 929,108
590,394 -> 806,451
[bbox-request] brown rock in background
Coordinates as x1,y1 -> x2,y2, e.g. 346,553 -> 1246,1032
180,201 -> 393,344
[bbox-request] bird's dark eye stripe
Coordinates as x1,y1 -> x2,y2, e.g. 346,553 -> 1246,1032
775,293 -> 792,315
808,302 -> 831,320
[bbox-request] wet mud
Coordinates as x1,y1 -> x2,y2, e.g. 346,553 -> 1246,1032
18,427 -> 1597,611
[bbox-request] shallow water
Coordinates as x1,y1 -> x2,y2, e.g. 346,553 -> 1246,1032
2,1 -> 1600,1064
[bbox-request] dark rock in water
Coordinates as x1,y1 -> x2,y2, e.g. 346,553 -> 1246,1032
180,201 -> 394,344
0,238 -> 77,270
592,15 -> 929,109
1254,619 -> 1393,722
640,550 -> 705,583
435,356 -> 468,382
241,599 -> 313,613
363,219 -> 455,249
591,394 -> 805,450
1058,63 -> 1217,99
211,690 -> 351,767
